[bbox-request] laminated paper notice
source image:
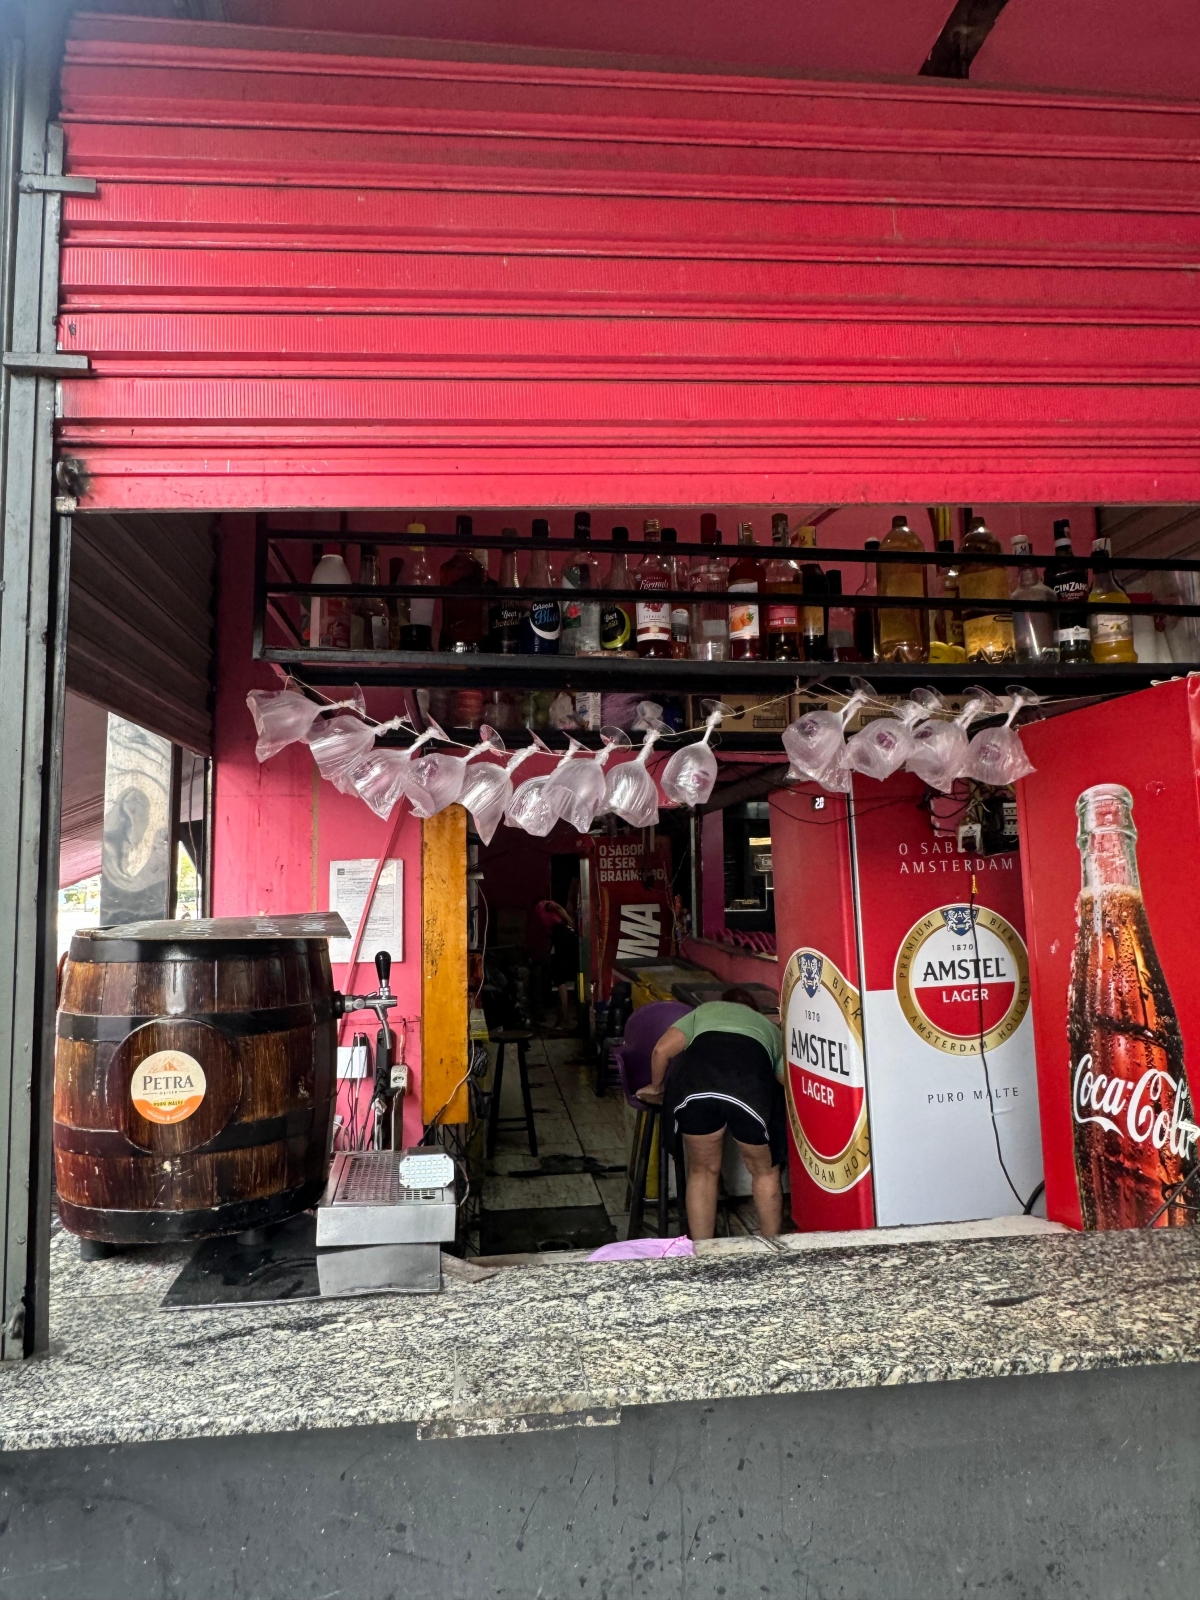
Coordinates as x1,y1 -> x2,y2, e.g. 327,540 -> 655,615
328,859 -> 404,965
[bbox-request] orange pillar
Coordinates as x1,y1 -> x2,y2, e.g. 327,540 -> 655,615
420,807 -> 469,1126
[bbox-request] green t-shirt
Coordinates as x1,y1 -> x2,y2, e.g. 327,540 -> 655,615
673,1002 -> 784,1082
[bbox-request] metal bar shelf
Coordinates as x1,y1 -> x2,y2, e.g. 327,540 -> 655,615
260,580 -> 1200,618
259,647 -> 1195,698
260,527 -> 1200,572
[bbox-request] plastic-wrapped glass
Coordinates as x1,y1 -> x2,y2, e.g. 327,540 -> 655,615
962,689 -> 1037,785
781,689 -> 869,793
542,731 -> 629,835
605,706 -> 668,827
905,688 -> 996,793
348,748 -> 412,819
503,735 -> 562,836
306,712 -> 381,794
660,700 -> 730,809
462,738 -> 542,845
841,698 -> 928,783
248,684 -> 366,763
399,718 -> 470,819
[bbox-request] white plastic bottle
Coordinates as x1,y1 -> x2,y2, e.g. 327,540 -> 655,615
310,544 -> 353,649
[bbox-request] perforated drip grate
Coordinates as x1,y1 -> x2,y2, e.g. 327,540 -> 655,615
334,1152 -> 398,1205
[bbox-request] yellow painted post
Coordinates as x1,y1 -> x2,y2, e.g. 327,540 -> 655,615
421,807 -> 470,1125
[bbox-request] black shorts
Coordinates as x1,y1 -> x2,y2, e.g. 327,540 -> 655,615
663,1030 -> 788,1167
674,1094 -> 769,1147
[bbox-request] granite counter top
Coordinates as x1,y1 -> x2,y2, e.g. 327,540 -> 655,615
4,1218 -> 1200,1452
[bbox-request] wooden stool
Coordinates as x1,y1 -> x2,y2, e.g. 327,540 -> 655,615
486,1030 -> 538,1158
627,1103 -> 688,1240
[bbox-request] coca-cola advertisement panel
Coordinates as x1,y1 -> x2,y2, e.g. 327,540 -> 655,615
1017,679 -> 1200,1230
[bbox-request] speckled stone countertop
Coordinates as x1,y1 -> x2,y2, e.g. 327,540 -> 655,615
4,1217 -> 1200,1452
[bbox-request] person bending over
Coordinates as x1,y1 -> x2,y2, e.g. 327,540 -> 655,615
637,987 -> 785,1240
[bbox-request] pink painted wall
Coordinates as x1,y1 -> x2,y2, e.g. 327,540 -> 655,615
212,515 -> 427,1144
681,936 -> 779,994
700,810 -> 725,939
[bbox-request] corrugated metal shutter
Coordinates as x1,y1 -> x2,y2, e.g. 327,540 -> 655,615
53,13 -> 1200,510
66,512 -> 216,754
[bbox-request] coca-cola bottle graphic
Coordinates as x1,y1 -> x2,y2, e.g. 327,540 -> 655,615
1069,784 -> 1197,1227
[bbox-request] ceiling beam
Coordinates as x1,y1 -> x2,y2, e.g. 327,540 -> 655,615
703,764 -> 791,814
920,0 -> 1010,78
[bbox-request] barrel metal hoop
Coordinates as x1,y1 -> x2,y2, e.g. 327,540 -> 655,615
68,936 -> 323,963
57,1000 -> 333,1042
55,1180 -> 328,1245
53,1105 -> 320,1157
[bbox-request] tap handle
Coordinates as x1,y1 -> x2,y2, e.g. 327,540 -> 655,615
375,949 -> 392,989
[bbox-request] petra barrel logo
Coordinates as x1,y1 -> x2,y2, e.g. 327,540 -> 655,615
130,1049 -> 207,1126
894,903 -> 1030,1055
780,948 -> 870,1193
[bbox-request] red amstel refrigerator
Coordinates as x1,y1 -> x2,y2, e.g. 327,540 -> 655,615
771,772 -> 1044,1230
1016,678 -> 1200,1230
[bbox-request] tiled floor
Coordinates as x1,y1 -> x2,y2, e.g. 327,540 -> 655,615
484,1035 -> 634,1244
481,1036 -> 765,1252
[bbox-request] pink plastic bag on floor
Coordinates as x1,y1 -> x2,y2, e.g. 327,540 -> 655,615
588,1237 -> 696,1261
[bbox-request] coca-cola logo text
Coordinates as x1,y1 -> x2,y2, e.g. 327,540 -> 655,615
1072,1053 -> 1200,1157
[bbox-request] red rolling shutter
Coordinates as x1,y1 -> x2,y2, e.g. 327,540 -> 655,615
56,14 -> 1200,511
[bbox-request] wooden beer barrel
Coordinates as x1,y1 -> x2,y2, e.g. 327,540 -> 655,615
54,928 -> 337,1242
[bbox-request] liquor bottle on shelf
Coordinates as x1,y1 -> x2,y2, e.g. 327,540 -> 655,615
689,514 -> 729,662
853,538 -> 879,661
387,556 -> 408,649
728,521 -> 764,662
1088,536 -> 1136,663
764,513 -> 801,662
636,519 -> 672,659
301,541 -> 322,644
399,527 -> 435,650
958,515 -> 1016,664
351,544 -> 391,650
1045,519 -> 1091,665
1010,534 -> 1059,664
601,527 -> 635,655
661,528 -> 690,658
876,516 -> 927,663
795,525 -> 830,662
827,572 -> 856,660
439,516 -> 488,651
310,543 -> 353,650
490,536 -> 524,655
930,537 -> 965,655
559,511 -> 598,657
520,518 -> 561,654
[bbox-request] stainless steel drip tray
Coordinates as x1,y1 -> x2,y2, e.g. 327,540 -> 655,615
316,1149 -> 457,1248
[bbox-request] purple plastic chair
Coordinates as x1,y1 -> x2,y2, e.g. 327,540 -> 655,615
611,1000 -> 690,1239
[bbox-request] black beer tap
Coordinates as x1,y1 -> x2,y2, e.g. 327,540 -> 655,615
336,950 -> 397,1050
335,952 -> 402,1148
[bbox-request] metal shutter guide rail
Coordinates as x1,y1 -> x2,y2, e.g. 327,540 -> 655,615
3,352 -> 89,374
18,173 -> 95,195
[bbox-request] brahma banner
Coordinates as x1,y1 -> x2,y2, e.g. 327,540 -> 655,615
590,834 -> 673,1000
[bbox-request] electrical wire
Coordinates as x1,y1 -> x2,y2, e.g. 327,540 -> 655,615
967,874 -> 1039,1213
472,887 -> 489,1009
422,1068 -> 474,1140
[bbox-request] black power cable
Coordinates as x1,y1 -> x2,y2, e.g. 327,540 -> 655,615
967,875 -> 1041,1214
